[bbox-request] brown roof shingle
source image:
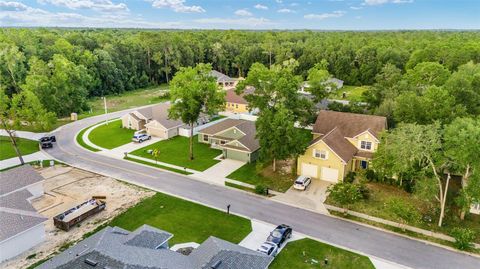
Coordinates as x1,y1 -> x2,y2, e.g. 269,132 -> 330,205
313,128 -> 358,163
225,88 -> 254,105
313,110 -> 387,139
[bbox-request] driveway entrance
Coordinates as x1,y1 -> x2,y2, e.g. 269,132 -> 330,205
271,179 -> 333,214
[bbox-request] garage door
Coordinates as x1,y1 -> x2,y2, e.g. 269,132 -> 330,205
321,167 -> 339,183
301,163 -> 318,178
147,127 -> 167,139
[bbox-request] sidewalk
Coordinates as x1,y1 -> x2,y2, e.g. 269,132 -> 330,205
0,130 -> 47,140
0,151 -> 52,170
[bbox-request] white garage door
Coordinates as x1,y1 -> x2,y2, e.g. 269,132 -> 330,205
321,167 -> 339,183
301,163 -> 318,178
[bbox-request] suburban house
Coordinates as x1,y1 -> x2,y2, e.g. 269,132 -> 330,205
224,87 -> 254,114
297,110 -> 387,183
37,224 -> 273,269
210,70 -> 238,90
121,103 -> 208,139
0,165 -> 48,262
299,77 -> 344,95
198,119 -> 259,163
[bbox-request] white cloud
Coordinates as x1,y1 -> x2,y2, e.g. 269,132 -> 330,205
254,4 -> 268,10
363,0 -> 413,5
277,8 -> 294,13
350,6 -> 363,10
290,2 -> 299,6
234,9 -> 252,17
194,17 -> 272,28
0,1 -> 182,28
149,0 -> 205,13
304,10 -> 345,19
0,1 -> 28,11
38,0 -> 129,12
275,0 -> 282,3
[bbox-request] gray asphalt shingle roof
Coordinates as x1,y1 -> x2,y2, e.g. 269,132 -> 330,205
136,103 -> 185,129
0,165 -> 44,195
38,225 -> 272,269
210,70 -> 236,83
199,119 -> 259,152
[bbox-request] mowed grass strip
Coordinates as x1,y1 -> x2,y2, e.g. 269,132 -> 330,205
0,136 -> 39,160
130,135 -> 221,171
76,126 -> 101,152
123,156 -> 192,175
270,238 -> 375,269
109,193 -> 252,245
88,119 -> 135,149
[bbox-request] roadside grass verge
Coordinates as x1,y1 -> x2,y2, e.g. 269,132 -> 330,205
130,135 -> 221,171
88,119 -> 135,149
75,125 -> 101,152
0,136 -> 39,160
226,162 -> 296,193
108,192 -> 252,245
225,181 -> 256,193
270,238 -> 375,269
124,156 -> 192,175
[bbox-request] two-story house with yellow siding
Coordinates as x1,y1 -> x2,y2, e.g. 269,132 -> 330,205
297,110 -> 387,183
224,87 -> 254,114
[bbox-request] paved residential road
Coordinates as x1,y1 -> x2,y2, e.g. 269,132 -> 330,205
46,109 -> 480,269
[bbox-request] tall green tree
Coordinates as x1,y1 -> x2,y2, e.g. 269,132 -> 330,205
0,89 -> 56,164
169,63 -> 225,160
305,60 -> 333,103
0,44 -> 26,94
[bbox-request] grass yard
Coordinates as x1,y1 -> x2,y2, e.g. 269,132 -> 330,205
226,161 -> 296,192
0,136 -> 39,160
130,135 -> 221,171
76,125 -> 101,152
108,192 -> 252,245
325,182 -> 480,244
270,238 -> 375,269
331,85 -> 370,102
88,119 -> 135,149
124,156 -> 193,175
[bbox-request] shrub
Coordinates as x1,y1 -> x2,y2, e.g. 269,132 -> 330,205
344,171 -> 356,183
255,184 -> 268,195
327,182 -> 363,209
365,169 -> 377,181
450,228 -> 476,250
357,183 -> 370,200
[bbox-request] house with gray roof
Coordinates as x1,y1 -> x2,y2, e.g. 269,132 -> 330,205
0,165 -> 47,262
37,225 -> 273,269
210,70 -> 239,90
198,119 -> 259,163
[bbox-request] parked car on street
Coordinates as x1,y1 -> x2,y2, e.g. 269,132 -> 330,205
257,241 -> 278,256
267,224 -> 292,247
39,136 -> 56,149
132,133 -> 151,143
293,176 -> 311,191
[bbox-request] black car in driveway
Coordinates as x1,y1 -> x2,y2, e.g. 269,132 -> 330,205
39,136 -> 56,149
267,224 -> 292,247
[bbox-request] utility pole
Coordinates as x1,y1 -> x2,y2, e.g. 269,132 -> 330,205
103,96 -> 109,125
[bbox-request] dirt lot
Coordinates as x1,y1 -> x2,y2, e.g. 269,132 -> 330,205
1,165 -> 154,269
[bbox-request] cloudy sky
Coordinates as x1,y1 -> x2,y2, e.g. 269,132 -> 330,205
0,0 -> 479,29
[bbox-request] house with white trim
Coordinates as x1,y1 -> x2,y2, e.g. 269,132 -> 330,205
297,110 -> 387,183
0,165 -> 48,263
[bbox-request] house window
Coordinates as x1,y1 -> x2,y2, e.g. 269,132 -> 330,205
360,141 -> 372,150
314,149 -> 328,160
220,140 -> 226,145
203,135 -> 209,142
233,129 -> 237,134
235,104 -> 238,108
360,160 -> 368,169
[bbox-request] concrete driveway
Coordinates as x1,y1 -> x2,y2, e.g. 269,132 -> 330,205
192,158 -> 246,185
271,179 -> 332,214
239,220 -> 305,252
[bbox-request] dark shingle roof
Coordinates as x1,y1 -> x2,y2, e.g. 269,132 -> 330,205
0,165 -> 44,195
0,210 -> 47,242
199,119 -> 259,152
313,110 -> 387,139
311,128 -> 358,163
136,103 -> 184,129
38,225 -> 272,269
125,225 -> 173,249
210,70 -> 236,83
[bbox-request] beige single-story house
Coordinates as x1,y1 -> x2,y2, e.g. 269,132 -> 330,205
198,119 -> 259,163
121,103 -> 185,139
297,110 -> 387,183
210,70 -> 239,90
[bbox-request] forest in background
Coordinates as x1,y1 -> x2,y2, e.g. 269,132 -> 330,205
1,29 -> 480,119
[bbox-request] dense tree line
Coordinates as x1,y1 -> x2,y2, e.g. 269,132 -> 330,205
1,29 -> 480,117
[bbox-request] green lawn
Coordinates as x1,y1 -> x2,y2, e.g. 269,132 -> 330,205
88,119 -> 135,149
0,136 -> 39,160
331,85 -> 371,102
108,192 -> 252,245
76,125 -> 101,152
124,156 -> 193,175
226,162 -> 296,192
270,238 -> 374,269
130,135 -> 221,171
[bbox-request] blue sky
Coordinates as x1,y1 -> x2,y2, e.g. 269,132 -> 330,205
0,0 -> 479,29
